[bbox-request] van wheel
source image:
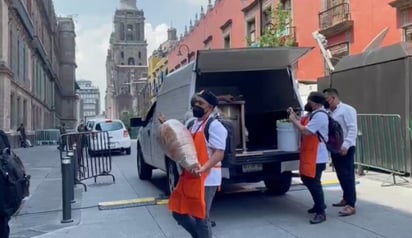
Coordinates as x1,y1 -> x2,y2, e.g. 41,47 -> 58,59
137,145 -> 152,180
166,159 -> 180,196
125,148 -> 131,155
264,172 -> 292,195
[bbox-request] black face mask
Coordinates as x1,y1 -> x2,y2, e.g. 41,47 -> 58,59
192,106 -> 205,118
304,103 -> 313,112
324,101 -> 330,109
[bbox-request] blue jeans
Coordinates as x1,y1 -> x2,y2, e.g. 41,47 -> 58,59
301,163 -> 327,214
331,146 -> 357,207
172,186 -> 217,238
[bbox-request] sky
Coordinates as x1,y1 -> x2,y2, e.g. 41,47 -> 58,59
53,0 -> 210,111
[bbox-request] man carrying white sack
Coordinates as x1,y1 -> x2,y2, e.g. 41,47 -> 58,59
159,90 -> 227,238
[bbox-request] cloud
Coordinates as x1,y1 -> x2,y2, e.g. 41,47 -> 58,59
74,16 -> 168,112
180,0 -> 209,6
145,23 -> 168,56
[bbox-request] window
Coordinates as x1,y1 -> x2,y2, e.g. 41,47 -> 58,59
128,57 -> 135,65
138,51 -> 141,59
247,19 -> 256,44
9,29 -> 13,70
17,39 -> 20,78
203,35 -> 213,49
328,42 -> 349,66
224,35 -> 231,48
280,0 -> 291,10
121,51 -> 124,58
126,24 -> 134,41
404,26 -> 412,42
119,23 -> 125,40
262,9 -> 272,31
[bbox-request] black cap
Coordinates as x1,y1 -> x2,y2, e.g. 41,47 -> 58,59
197,90 -> 218,107
308,91 -> 326,105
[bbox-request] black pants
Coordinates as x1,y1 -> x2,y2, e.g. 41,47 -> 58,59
301,163 -> 327,214
331,146 -> 357,207
0,216 -> 10,238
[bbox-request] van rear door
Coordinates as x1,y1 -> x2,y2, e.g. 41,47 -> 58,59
195,47 -> 313,111
195,47 -> 313,73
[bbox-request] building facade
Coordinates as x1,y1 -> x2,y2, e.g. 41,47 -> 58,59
147,27 -> 178,105
320,0 -> 399,69
0,0 -> 78,140
390,0 -> 412,41
105,0 -> 148,119
76,80 -> 100,121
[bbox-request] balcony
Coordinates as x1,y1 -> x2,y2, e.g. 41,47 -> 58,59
389,0 -> 412,9
319,3 -> 353,37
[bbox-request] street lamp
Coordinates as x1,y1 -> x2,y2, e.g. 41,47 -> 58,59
177,44 -> 190,62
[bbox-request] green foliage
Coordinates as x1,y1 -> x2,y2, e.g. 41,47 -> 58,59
257,4 -> 296,47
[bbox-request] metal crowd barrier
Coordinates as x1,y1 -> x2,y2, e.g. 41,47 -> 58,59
35,129 -> 61,145
356,114 -> 410,184
60,131 -> 115,191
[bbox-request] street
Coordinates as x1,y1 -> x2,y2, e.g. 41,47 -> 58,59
9,141 -> 412,238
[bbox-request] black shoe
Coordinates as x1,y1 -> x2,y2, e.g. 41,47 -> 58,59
310,213 -> 326,224
211,220 -> 216,227
307,207 -> 316,214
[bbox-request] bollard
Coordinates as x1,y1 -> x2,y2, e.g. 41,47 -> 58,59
61,157 -> 73,223
72,144 -> 79,184
67,150 -> 75,203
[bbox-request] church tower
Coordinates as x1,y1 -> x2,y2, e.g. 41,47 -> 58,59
105,0 -> 148,119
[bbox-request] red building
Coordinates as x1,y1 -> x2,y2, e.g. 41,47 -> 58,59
320,0 -> 399,68
167,0 -> 401,83
390,0 -> 412,41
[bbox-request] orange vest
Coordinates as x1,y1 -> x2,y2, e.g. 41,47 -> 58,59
168,120 -> 209,219
299,116 -> 320,178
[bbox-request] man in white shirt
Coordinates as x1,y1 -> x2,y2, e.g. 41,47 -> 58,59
161,90 -> 227,238
323,88 -> 358,216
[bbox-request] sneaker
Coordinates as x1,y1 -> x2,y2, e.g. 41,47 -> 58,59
332,199 -> 347,207
307,207 -> 316,214
310,213 -> 326,224
339,205 -> 356,216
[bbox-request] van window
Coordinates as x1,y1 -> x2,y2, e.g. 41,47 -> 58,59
96,121 -> 124,131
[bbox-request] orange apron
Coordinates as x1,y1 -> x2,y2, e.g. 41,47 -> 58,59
168,121 -> 209,219
299,116 -> 320,178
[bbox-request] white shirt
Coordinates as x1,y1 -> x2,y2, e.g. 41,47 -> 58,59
190,117 -> 227,186
306,109 -> 329,164
329,102 -> 357,149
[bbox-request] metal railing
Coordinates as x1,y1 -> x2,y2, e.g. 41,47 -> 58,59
356,114 -> 410,183
60,131 -> 115,189
35,129 -> 61,145
319,2 -> 351,31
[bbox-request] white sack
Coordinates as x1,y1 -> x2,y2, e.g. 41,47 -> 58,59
158,119 -> 199,170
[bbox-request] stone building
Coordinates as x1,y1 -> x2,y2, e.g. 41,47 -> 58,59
0,0 -> 78,144
105,0 -> 148,119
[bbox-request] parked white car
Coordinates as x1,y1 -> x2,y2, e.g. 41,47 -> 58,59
88,119 -> 131,155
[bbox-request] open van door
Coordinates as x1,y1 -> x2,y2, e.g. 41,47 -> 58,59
195,47 -> 313,73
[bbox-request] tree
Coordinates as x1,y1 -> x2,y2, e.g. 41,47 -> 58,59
256,4 -> 297,47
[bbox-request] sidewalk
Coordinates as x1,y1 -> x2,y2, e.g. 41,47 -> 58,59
9,145 -> 412,238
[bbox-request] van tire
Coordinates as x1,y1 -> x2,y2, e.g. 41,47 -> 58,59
137,145 -> 152,180
166,158 -> 180,196
264,172 -> 292,195
125,148 -> 131,155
